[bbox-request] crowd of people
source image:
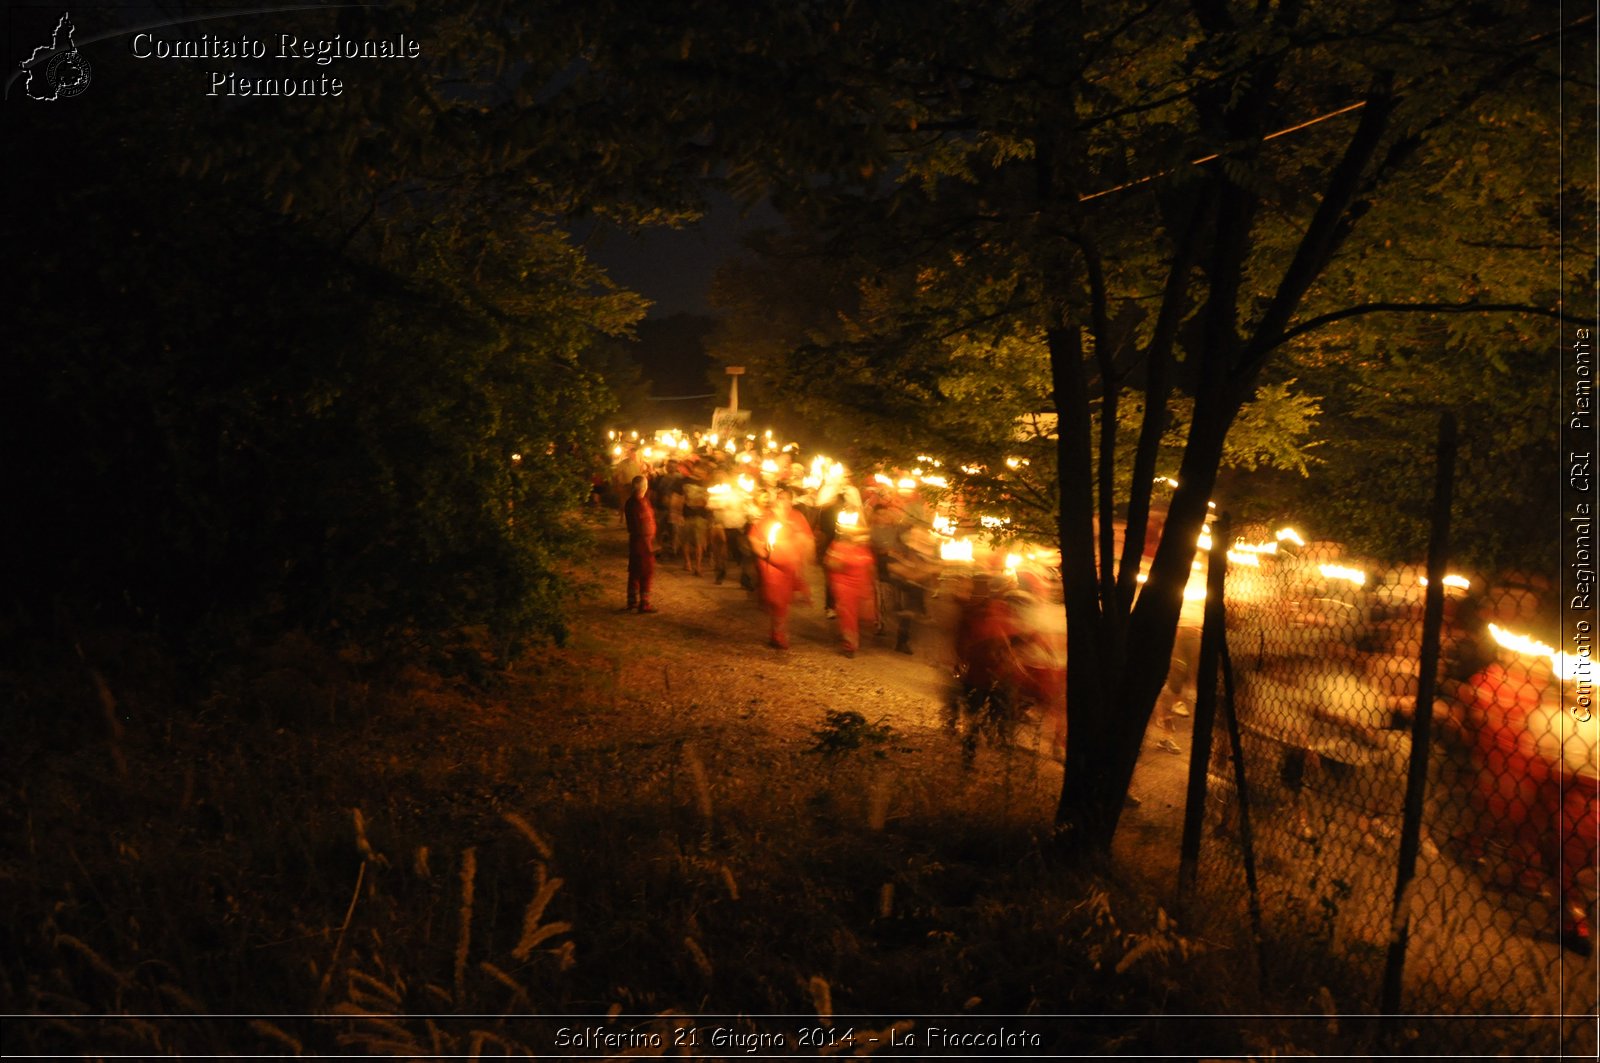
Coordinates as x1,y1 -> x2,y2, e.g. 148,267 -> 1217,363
596,430 -> 1079,762
601,436 -> 952,659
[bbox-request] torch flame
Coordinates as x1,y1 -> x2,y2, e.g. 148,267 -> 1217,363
1488,622 -> 1584,682
1318,563 -> 1367,587
767,523 -> 780,550
940,538 -> 974,562
1488,622 -> 1555,659
837,510 -> 860,528
1276,527 -> 1306,547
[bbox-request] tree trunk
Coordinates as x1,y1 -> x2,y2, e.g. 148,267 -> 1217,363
1055,403 -> 1236,860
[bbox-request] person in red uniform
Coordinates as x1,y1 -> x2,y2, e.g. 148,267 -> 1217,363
824,511 -> 877,657
624,475 -> 658,613
1453,658 -> 1596,955
751,487 -> 814,649
950,577 -> 1066,754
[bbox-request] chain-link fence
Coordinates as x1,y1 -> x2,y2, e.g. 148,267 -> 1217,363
1188,532 -> 1596,1044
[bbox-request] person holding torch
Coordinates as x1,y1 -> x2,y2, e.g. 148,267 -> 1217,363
751,486 -> 814,649
824,508 -> 877,658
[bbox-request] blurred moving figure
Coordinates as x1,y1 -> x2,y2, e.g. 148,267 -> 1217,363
1445,656 -> 1597,956
824,509 -> 877,657
950,573 -> 1066,758
751,487 -> 815,649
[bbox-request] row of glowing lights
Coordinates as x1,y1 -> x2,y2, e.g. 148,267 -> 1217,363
613,432 -> 1032,492
608,427 -> 796,463
1213,527 -> 1473,595
757,445 -> 1559,675
1225,526 -> 1568,681
620,441 -> 1499,620
854,458 -> 1558,679
690,443 -> 1009,560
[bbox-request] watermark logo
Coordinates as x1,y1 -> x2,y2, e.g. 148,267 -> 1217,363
20,11 -> 92,100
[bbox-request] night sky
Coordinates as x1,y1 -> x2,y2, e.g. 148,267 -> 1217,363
577,191 -> 783,319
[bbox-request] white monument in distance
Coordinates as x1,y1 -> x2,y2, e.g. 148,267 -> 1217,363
711,366 -> 752,438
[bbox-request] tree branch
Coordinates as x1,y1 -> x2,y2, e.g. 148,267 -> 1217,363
1071,231 -> 1119,618
1117,188 -> 1213,607
1274,300 -> 1584,348
1236,80 -> 1397,382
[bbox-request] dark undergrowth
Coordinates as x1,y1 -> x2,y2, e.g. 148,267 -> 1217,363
0,624 -> 1574,1058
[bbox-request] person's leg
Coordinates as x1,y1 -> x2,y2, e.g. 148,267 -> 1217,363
835,579 -> 859,653
710,525 -> 727,583
769,595 -> 790,648
638,551 -> 657,611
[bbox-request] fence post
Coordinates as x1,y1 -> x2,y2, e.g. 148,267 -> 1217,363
1381,411 -> 1458,1015
1179,514 -> 1230,905
1218,632 -> 1269,997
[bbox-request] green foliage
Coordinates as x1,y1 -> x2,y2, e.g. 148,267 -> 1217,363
1281,325 -> 1559,574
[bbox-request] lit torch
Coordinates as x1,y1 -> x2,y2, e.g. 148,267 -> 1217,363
1488,622 -> 1581,681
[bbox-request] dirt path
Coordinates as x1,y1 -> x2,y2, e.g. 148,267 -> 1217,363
569,519 -> 1195,861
